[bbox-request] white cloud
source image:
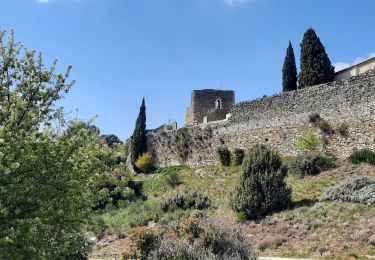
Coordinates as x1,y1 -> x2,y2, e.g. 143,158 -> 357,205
333,62 -> 350,72
224,0 -> 254,6
334,53 -> 375,72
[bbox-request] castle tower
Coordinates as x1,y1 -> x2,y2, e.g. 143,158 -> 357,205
186,89 -> 235,126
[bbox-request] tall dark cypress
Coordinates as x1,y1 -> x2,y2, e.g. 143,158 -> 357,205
130,98 -> 147,169
299,28 -> 335,88
282,41 -> 298,92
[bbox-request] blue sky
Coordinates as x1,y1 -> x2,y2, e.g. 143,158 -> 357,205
1,0 -> 374,140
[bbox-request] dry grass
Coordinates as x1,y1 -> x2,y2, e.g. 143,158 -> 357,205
92,161 -> 375,259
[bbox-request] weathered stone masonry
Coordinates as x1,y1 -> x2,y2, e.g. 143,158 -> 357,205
148,71 -> 375,167
186,89 -> 235,126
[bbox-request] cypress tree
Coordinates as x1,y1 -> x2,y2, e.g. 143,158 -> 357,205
299,28 -> 335,88
131,98 -> 147,170
282,41 -> 298,92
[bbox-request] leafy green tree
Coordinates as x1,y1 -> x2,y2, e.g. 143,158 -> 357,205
299,28 -> 335,88
0,30 -> 98,258
131,98 -> 147,171
69,122 -> 135,210
282,41 -> 297,92
232,145 -> 291,219
102,134 -> 123,147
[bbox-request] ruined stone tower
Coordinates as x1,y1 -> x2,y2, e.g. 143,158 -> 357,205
185,89 -> 235,126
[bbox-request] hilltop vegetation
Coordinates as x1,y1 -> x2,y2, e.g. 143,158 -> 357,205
91,159 -> 375,259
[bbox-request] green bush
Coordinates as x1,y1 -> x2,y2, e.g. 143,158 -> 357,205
175,127 -> 190,163
164,172 -> 182,187
217,147 -> 231,166
232,144 -> 292,219
295,131 -> 321,152
91,170 -> 138,210
289,154 -> 336,177
160,192 -> 211,212
348,149 -> 375,165
314,156 -> 337,171
235,212 -> 248,223
233,148 -> 245,166
89,218 -> 108,238
135,152 -> 153,173
96,200 -> 161,230
321,176 -> 375,205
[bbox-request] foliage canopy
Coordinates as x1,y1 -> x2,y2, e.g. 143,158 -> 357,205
282,41 -> 298,92
232,145 -> 291,219
131,98 -> 147,172
0,30 -> 100,258
299,28 -> 335,88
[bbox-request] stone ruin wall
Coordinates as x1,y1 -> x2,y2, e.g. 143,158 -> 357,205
148,71 -> 375,167
186,89 -> 235,126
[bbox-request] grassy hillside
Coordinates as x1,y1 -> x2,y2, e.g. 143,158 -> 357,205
91,160 -> 375,259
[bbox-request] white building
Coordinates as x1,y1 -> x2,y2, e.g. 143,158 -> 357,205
335,56 -> 375,81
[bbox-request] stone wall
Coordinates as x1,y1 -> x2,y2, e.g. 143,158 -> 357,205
185,89 -> 235,126
148,72 -> 375,167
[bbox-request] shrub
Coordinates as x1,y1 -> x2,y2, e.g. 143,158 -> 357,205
217,147 -> 231,166
309,112 -> 322,126
148,221 -> 257,260
233,148 -> 245,166
175,127 -> 190,163
314,156 -> 337,171
164,172 -> 182,187
135,152 -> 153,173
199,223 -> 257,259
232,144 -> 292,219
321,176 -> 375,205
318,120 -> 333,135
257,235 -> 287,251
149,237 -> 207,259
289,154 -> 336,177
337,122 -> 349,137
289,154 -> 320,176
348,149 -> 375,165
295,131 -> 321,152
160,192 -> 211,212
127,227 -> 163,260
89,218 -> 108,238
97,200 -> 161,231
235,212 -> 248,223
308,113 -> 333,135
91,167 -> 139,210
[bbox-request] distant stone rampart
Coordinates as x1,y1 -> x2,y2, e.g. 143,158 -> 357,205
148,71 -> 375,167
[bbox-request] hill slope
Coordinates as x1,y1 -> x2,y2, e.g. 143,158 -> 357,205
91,160 -> 375,259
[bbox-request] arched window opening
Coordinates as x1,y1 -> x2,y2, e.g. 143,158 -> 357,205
215,99 -> 222,109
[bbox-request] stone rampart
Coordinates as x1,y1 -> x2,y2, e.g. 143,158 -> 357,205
148,72 -> 375,167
